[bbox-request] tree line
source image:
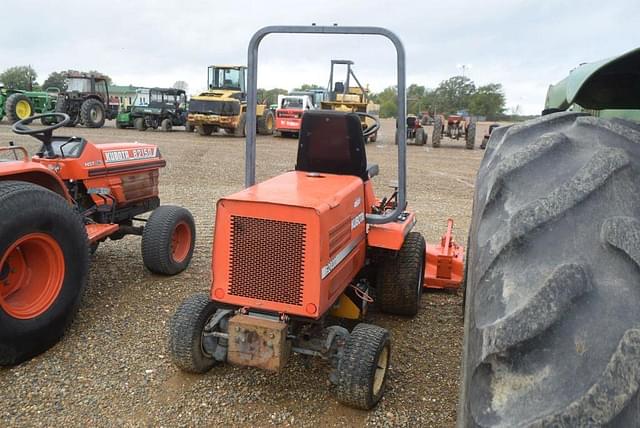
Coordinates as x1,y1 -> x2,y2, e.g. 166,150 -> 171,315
0,65 -> 112,92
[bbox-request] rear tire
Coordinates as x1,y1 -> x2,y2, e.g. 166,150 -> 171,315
80,98 -> 106,128
377,232 -> 425,316
465,122 -> 476,149
459,113 -> 640,426
415,127 -> 426,146
161,118 -> 172,132
168,293 -> 219,373
233,113 -> 247,137
334,323 -> 391,410
142,205 -> 195,275
0,181 -> 89,366
432,116 -> 442,147
197,125 -> 213,136
5,93 -> 34,123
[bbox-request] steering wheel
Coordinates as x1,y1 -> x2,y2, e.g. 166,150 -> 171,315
355,112 -> 381,138
12,113 -> 70,158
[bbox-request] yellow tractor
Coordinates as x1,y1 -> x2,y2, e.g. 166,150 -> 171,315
320,60 -> 380,142
187,65 -> 274,137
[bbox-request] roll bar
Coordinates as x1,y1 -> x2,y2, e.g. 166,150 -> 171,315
246,25 -> 407,225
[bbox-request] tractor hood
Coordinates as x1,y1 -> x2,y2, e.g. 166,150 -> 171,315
545,47 -> 640,111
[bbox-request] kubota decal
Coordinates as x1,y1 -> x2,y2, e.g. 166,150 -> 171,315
321,236 -> 364,279
104,147 -> 158,163
351,212 -> 365,230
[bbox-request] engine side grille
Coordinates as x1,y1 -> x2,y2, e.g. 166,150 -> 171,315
229,216 -> 306,306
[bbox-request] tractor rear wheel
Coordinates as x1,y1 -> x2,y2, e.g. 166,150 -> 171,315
0,181 -> 89,366
459,113 -> 640,427
5,93 -> 34,123
465,122 -> 476,149
415,127 -> 426,146
233,114 -> 247,137
257,109 -> 275,135
134,117 -> 147,131
334,323 -> 391,410
80,98 -> 106,128
142,205 -> 195,275
161,118 -> 172,132
197,125 -> 213,136
169,293 -> 220,373
432,116 -> 442,147
376,232 -> 425,316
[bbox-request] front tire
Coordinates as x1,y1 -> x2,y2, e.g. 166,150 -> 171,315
0,181 -> 89,366
142,205 -> 195,275
168,293 -> 219,373
161,118 -> 172,132
459,113 -> 640,426
197,125 -> 213,136
334,323 -> 391,410
80,98 -> 106,128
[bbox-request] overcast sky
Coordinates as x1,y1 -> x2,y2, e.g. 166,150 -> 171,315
2,0 -> 638,115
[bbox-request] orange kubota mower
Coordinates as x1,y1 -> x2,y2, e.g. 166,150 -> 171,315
0,113 -> 195,365
168,25 -> 463,410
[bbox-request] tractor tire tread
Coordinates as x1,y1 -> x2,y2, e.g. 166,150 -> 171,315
5,93 -> 33,123
142,205 -> 195,275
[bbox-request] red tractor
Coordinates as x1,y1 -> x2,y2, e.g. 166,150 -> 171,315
0,113 -> 196,365
432,114 -> 476,149
167,25 -> 463,410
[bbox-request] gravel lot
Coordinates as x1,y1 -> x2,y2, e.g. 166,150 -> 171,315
0,118 -> 486,427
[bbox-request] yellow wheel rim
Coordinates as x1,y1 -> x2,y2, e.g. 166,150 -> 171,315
16,100 -> 32,119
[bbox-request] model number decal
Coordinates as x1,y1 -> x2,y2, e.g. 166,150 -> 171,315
351,212 -> 365,230
104,147 -> 157,163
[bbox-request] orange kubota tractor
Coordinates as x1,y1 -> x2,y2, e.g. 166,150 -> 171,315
0,113 -> 195,365
168,25 -> 463,410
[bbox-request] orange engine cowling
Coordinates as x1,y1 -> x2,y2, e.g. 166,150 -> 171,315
210,171 -> 367,319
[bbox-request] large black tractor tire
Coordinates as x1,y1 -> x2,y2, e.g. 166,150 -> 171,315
80,98 -> 106,128
54,97 -> 75,127
0,181 -> 89,366
233,113 -> 247,137
142,205 -> 196,275
257,109 -> 275,135
459,112 -> 640,427
197,125 -> 213,136
334,323 -> 391,410
415,127 -> 427,146
5,93 -> 34,123
432,116 -> 442,147
161,118 -> 172,132
168,293 -> 219,373
465,121 -> 476,149
134,117 -> 147,131
377,232 -> 426,317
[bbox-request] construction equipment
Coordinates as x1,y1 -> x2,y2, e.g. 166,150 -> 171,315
0,112 -> 195,366
405,114 -> 427,145
115,88 -> 149,129
479,123 -> 500,149
431,114 -> 475,149
274,93 -> 316,137
128,88 -> 187,132
186,65 -> 274,137
54,72 -> 118,128
168,25 -> 464,411
458,47 -> 640,427
0,85 -> 59,124
320,60 -> 380,143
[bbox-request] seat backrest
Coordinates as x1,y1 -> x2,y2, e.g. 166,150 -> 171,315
295,110 -> 368,181
334,81 -> 345,93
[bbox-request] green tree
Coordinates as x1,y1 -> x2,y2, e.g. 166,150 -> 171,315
295,83 -> 323,91
433,75 -> 476,114
88,70 -> 112,85
257,88 -> 288,105
0,65 -> 38,90
173,80 -> 189,93
469,83 -> 506,119
42,71 -> 68,91
374,86 -> 398,118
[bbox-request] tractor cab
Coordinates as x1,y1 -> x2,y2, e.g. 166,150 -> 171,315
207,65 -> 246,95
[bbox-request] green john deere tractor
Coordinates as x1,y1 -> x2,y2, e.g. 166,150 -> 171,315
459,47 -> 640,427
0,86 -> 59,124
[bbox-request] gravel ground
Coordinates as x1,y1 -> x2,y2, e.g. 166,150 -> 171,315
0,118 -> 486,427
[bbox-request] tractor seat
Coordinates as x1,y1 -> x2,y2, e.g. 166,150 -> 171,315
295,110 -> 371,182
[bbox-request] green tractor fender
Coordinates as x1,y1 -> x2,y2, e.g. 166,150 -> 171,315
544,47 -> 640,114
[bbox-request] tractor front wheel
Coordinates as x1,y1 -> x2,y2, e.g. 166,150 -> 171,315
0,181 -> 89,366
5,93 -> 34,123
80,99 -> 106,128
376,232 -> 425,316
233,114 -> 247,137
333,323 -> 391,409
415,127 -> 426,146
142,205 -> 195,275
169,293 -> 220,373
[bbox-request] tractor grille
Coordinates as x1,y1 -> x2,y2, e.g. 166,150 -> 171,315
188,99 -> 240,116
229,216 -> 306,306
